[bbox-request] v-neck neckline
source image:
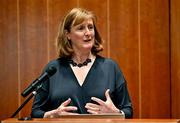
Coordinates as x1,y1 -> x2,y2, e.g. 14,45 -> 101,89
68,56 -> 98,88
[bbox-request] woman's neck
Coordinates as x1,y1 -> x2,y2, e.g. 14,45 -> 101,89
72,52 -> 93,64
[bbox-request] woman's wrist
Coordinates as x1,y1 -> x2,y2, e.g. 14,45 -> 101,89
113,108 -> 125,116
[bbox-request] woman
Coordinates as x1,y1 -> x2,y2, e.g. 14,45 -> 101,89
31,8 -> 133,118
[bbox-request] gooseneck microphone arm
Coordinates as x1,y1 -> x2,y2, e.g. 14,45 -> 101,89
21,66 -> 57,97
11,66 -> 57,118
11,86 -> 40,118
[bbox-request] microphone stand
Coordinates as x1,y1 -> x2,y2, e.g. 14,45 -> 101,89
11,84 -> 42,118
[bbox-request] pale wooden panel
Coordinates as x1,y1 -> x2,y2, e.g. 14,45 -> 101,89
48,0 -> 78,60
171,0 -> 180,119
19,0 -> 48,117
0,0 -> 19,120
78,0 -> 108,57
140,0 -> 170,118
109,0 -> 139,118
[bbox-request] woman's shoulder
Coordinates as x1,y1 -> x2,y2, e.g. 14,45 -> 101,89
97,55 -> 118,66
43,57 -> 67,70
46,58 -> 59,67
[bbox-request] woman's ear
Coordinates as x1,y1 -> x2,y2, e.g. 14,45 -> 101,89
65,30 -> 71,40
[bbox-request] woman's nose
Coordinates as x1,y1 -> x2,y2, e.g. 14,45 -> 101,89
84,28 -> 91,35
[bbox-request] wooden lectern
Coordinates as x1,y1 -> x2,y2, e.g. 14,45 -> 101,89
2,114 -> 180,123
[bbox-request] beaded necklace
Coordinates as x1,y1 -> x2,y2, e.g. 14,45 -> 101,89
68,58 -> 91,67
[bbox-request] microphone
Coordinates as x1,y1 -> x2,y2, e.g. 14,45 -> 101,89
21,66 -> 57,97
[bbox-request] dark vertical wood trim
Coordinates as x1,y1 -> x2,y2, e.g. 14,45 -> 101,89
47,0 -> 50,61
168,0 -> 172,118
107,0 -> 110,57
171,0 -> 180,118
138,0 -> 142,118
17,0 -> 21,118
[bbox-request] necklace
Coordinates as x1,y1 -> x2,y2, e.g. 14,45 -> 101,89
68,58 -> 91,67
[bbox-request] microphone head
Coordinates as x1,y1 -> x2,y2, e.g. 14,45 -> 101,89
46,66 -> 57,76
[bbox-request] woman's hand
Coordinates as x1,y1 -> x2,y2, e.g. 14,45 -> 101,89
44,98 -> 78,118
85,89 -> 120,114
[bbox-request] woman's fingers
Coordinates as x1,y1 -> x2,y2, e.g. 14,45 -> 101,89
60,112 -> 79,115
85,103 -> 99,108
44,98 -> 79,118
63,106 -> 78,112
87,109 -> 98,114
57,98 -> 78,113
60,98 -> 71,107
105,89 -> 111,101
85,103 -> 100,111
91,97 -> 105,106
86,89 -> 120,114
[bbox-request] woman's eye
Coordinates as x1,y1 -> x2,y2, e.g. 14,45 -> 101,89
76,24 -> 94,31
88,25 -> 94,30
77,26 -> 84,30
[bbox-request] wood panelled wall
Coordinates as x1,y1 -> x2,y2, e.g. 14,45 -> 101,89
0,0 -> 179,120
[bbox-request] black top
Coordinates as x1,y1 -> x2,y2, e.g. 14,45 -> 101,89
31,55 -> 133,118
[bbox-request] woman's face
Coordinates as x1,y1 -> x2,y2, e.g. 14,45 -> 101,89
67,18 -> 95,53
